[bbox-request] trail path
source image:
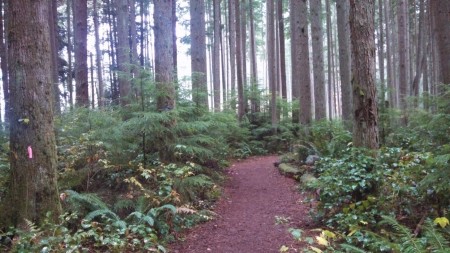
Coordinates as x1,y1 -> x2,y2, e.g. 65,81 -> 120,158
170,156 -> 314,253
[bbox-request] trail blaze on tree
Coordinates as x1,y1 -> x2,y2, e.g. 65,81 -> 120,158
4,0 -> 61,226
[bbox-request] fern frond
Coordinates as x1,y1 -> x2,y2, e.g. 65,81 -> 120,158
65,190 -> 109,212
339,243 -> 367,253
85,209 -> 120,222
424,220 -> 450,252
379,215 -> 426,253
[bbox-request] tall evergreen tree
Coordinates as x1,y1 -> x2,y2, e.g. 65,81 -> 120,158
190,0 -> 208,108
154,0 -> 176,111
310,0 -> 326,120
4,0 -> 61,226
349,0 -> 379,149
73,0 -> 89,106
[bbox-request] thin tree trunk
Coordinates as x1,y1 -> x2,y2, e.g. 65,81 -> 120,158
277,0 -> 287,117
49,0 -> 60,114
377,0 -> 385,102
411,0 -> 425,99
385,0 -> 394,107
213,0 -> 221,111
0,0 -> 9,125
249,0 -> 258,113
398,0 -> 410,122
73,0 -> 89,106
336,0 -> 351,123
93,0 -> 104,107
228,0 -> 237,108
235,0 -> 245,120
311,0 -> 326,120
267,0 -> 277,128
116,0 -> 131,106
326,0 -> 334,119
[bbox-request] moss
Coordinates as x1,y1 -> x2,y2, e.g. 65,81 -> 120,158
278,163 -> 304,179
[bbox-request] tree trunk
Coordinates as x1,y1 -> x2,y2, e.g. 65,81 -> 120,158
398,0 -> 410,121
235,0 -> 245,120
190,0 -> 208,108
154,0 -> 176,111
277,0 -> 287,118
116,0 -> 131,106
298,0 -> 312,125
73,0 -> 89,106
325,0 -> 334,119
49,0 -> 60,114
213,0 -> 221,111
385,0 -> 394,107
0,0 -> 9,125
377,0 -> 385,102
310,0 -> 326,120
349,0 -> 379,149
411,0 -> 425,99
4,0 -> 61,226
267,0 -> 277,128
172,0 -> 178,76
93,0 -> 104,107
336,0 -> 352,123
430,0 -> 450,86
249,0 -> 259,113
228,0 -> 237,107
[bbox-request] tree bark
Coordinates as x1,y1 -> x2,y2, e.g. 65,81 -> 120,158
336,0 -> 352,123
268,0 -> 277,128
298,0 -> 312,125
190,0 -> 208,108
0,0 -> 9,125
213,0 -> 221,111
93,0 -> 104,107
49,0 -> 60,114
310,0 -> 326,120
325,0 -> 334,119
249,0 -> 259,113
73,0 -> 89,106
398,0 -> 410,121
154,0 -> 176,111
116,0 -> 131,106
235,0 -> 245,120
4,0 -> 61,226
349,0 -> 379,149
430,0 -> 450,86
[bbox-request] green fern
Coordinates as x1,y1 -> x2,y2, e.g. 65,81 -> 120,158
423,220 -> 450,252
64,190 -> 109,213
339,243 -> 368,253
174,174 -> 215,202
378,215 -> 427,253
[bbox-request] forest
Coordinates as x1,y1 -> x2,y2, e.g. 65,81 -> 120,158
0,0 -> 449,252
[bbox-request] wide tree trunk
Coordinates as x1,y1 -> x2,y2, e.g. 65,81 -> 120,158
430,1 -> 450,86
298,0 -> 312,124
310,0 -> 326,120
73,0 -> 89,106
190,0 -> 208,108
349,0 -> 379,149
4,0 -> 61,226
154,0 -> 176,111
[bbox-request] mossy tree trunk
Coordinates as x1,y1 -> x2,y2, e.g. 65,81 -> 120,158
349,0 -> 379,149
5,0 -> 61,227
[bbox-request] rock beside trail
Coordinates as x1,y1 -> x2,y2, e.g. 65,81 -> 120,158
300,173 -> 317,185
305,155 -> 320,165
278,163 -> 304,178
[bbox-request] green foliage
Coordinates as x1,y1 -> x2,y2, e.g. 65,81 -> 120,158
312,148 -> 382,230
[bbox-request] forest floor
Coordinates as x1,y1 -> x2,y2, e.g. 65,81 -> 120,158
170,156 -> 316,253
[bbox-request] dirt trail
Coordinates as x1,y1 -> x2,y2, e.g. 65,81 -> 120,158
170,156 -> 314,253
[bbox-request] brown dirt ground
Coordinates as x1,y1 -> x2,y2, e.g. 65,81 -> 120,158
170,156 -> 316,253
